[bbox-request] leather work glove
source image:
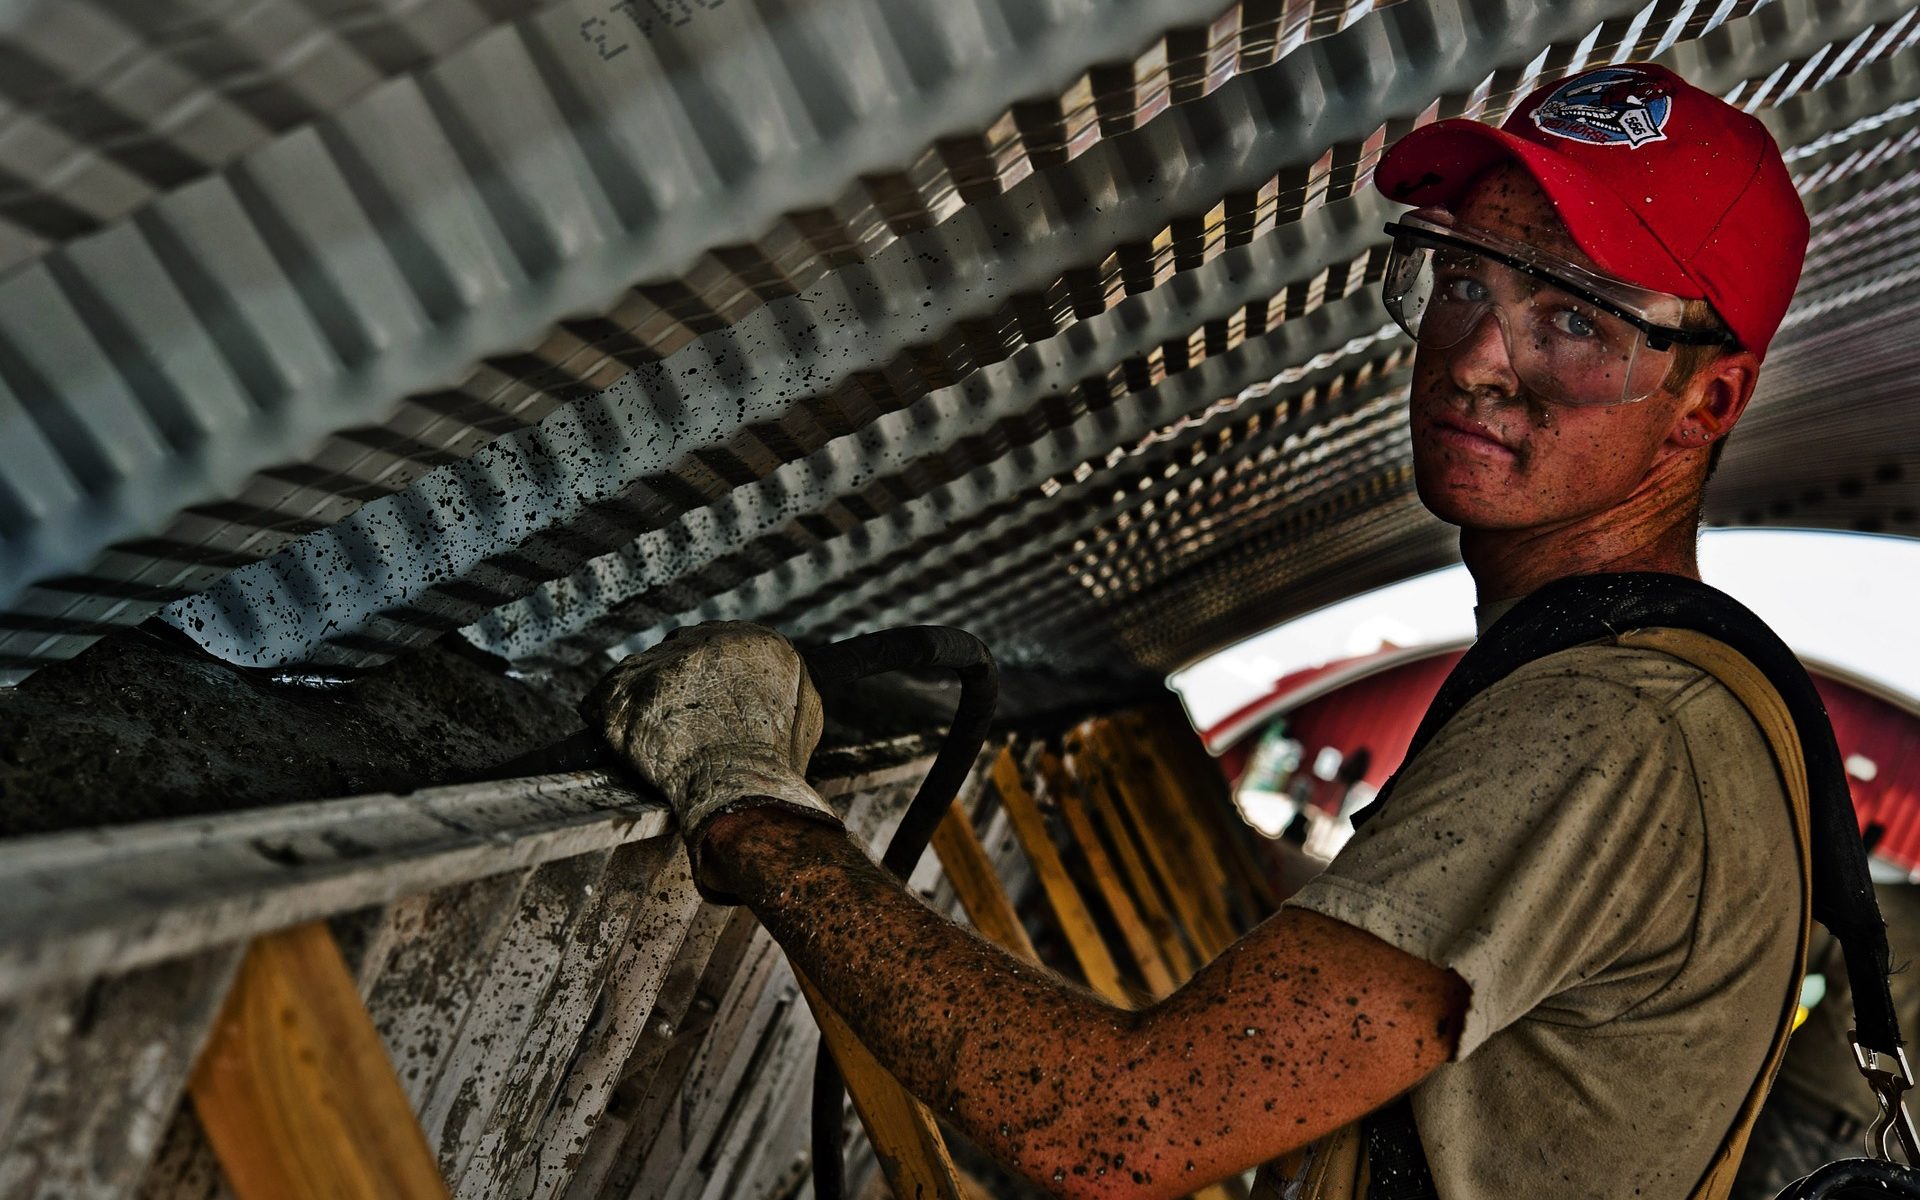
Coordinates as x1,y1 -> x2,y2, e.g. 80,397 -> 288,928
583,621 -> 839,902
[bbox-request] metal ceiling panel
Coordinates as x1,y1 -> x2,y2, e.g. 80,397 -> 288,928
470,193 -> 1402,666
633,307 -> 1413,659
154,0 -> 1724,676
0,0 -> 1249,681
0,0 -> 564,277
4,0 -> 1919,691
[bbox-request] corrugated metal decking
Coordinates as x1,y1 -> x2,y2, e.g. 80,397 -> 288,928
1,0 -> 1916,691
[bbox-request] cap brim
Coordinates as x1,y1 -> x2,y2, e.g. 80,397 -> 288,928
1375,121 -> 1704,301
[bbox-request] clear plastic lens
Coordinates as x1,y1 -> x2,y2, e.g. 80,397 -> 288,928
1384,234 -> 1681,406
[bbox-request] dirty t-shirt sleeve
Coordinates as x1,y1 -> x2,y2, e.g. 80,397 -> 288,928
1285,651 -> 1700,1059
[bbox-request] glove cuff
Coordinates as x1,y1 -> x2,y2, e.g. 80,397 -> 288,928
681,756 -> 840,904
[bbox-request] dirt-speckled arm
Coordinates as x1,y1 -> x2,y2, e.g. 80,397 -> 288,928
704,809 -> 1468,1200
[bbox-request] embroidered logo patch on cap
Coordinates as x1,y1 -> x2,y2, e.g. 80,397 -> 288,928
1530,66 -> 1673,148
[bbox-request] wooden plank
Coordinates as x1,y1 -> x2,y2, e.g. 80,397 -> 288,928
1142,711 -> 1282,917
986,748 -> 1130,1003
1124,712 -> 1256,937
189,924 -> 446,1200
1125,715 -> 1234,886
134,1104 -> 228,1200
464,840 -> 691,1198
929,799 -> 1039,960
1064,728 -> 1198,981
694,987 -> 824,1200
53,761 -> 934,1200
612,905 -> 740,1096
1119,716 -> 1244,950
361,870 -> 537,1107
796,972 -> 966,1200
1111,715 -> 1242,953
597,780 -> 922,1199
1086,720 -> 1236,960
0,947 -> 241,1199
524,854 -> 707,1200
559,902 -> 738,1200
680,791 -> 975,1199
578,779 -> 928,1199
415,851 -> 617,1177
454,839 -> 682,1199
595,912 -> 760,1199
656,794 -> 940,1198
694,1047 -> 818,1200
1035,749 -> 1180,998
627,931 -> 793,1198
0,774 -> 671,1002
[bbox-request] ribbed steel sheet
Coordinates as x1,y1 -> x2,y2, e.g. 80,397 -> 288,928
155,0 -> 1757,676
4,0 -> 1919,689
0,0 -> 568,278
780,9 -> 1920,675
473,197 -> 1404,666
0,0 -> 1253,679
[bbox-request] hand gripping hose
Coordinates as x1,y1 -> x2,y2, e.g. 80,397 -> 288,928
482,625 -> 999,1198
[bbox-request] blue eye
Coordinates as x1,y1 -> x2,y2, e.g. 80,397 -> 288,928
1440,276 -> 1490,304
1551,308 -> 1599,338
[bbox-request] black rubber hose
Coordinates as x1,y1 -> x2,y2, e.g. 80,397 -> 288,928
797,626 -> 999,1200
1772,1156 -> 1920,1197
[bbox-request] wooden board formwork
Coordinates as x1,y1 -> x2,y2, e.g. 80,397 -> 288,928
0,754 -> 938,1200
0,712 -> 1249,1200
188,923 -> 451,1200
1033,747 -> 1181,999
0,948 -> 241,1199
1061,725 -> 1203,981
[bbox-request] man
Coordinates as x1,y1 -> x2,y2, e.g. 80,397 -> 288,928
588,62 -> 1810,1197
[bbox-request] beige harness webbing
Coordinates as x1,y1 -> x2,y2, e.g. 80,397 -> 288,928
1616,628 -> 1814,1200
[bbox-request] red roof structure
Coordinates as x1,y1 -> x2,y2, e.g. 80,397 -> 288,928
1207,645 -> 1920,869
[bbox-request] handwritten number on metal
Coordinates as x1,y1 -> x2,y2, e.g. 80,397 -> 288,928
612,0 -> 729,39
583,0 -> 729,58
579,16 -> 629,59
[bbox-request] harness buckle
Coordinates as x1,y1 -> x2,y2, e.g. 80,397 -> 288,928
1851,1031 -> 1920,1165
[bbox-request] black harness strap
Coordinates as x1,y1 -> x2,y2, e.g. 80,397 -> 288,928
1349,572 -> 1895,1195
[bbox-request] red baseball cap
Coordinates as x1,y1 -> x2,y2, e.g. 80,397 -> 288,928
1375,62 -> 1808,360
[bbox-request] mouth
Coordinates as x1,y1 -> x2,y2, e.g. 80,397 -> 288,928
1427,413 -> 1519,461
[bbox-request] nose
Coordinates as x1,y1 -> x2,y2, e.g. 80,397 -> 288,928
1443,305 -> 1522,401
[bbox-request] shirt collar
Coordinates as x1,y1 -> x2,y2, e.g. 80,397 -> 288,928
1473,595 -> 1523,636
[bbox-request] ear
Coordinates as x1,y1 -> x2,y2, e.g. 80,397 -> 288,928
1667,349 -> 1760,450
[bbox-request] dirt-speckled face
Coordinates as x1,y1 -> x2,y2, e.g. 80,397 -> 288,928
1407,163 -> 1696,531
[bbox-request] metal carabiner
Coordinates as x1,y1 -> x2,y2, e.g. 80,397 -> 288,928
1852,1032 -> 1920,1165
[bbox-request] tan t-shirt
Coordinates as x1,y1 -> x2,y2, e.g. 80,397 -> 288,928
1285,639 -> 1801,1198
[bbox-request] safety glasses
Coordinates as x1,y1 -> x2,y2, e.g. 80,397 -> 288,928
1381,211 -> 1733,406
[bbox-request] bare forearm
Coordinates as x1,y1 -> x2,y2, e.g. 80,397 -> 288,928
703,808 -> 1464,1199
704,809 -> 1155,1192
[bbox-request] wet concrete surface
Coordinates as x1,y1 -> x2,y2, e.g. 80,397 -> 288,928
0,622 -> 1152,839
0,625 -> 592,837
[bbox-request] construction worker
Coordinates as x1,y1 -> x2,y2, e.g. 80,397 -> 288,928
589,62 -> 1811,1197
